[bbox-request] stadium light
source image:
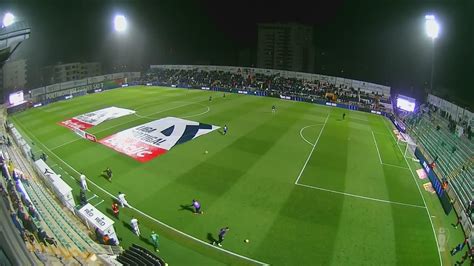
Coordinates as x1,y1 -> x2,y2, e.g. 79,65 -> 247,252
114,15 -> 127,32
2,12 -> 15,27
425,15 -> 439,40
425,14 -> 440,92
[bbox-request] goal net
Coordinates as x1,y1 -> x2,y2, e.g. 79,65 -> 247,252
397,132 -> 419,162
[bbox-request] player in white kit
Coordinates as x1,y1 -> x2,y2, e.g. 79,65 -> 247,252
130,217 -> 140,236
80,173 -> 88,191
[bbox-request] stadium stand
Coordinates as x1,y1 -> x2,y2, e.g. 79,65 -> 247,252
117,244 -> 167,266
0,109 -> 122,265
406,108 -> 473,220
143,67 -> 392,112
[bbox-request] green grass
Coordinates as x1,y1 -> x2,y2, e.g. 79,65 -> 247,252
10,86 -> 464,265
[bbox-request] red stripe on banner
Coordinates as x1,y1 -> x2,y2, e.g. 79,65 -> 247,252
59,118 -> 95,130
99,134 -> 167,162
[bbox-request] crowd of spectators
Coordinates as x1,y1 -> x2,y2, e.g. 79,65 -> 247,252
142,68 -> 391,111
0,151 -> 57,250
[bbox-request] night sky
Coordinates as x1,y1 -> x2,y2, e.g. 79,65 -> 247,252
1,0 -> 473,107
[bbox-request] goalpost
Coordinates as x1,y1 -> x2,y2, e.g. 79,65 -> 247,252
397,132 -> 419,162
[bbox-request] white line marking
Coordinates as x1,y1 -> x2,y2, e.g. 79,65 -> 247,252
181,104 -> 210,119
133,100 -> 205,119
296,183 -> 426,209
299,124 -> 325,146
372,131 -> 392,137
371,130 -> 383,164
13,117 -> 268,266
381,116 -> 443,266
87,194 -> 97,201
294,113 -> 330,184
93,199 -> 104,207
381,163 -> 410,170
50,136 -> 82,150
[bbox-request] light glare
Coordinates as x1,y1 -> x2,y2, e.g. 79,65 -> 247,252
114,15 -> 127,32
2,12 -> 15,27
425,15 -> 439,39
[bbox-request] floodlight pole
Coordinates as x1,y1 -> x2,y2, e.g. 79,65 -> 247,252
430,39 -> 435,92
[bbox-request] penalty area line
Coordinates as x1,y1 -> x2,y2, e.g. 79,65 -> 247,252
381,162 -> 410,170
299,124 -> 325,146
371,130 -> 383,164
13,117 -> 269,266
294,113 -> 330,184
295,183 -> 426,209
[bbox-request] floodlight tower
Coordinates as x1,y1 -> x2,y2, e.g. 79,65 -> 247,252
0,12 -> 30,67
425,15 -> 439,92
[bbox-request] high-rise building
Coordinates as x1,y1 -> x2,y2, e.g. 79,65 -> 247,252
2,59 -> 27,91
257,23 -> 314,73
41,62 -> 102,85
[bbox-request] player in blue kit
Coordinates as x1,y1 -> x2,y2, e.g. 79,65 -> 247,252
191,199 -> 202,214
213,227 -> 229,247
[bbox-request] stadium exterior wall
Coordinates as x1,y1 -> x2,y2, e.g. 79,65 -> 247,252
150,64 -> 391,97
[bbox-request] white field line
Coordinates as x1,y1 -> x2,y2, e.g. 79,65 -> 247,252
50,135 -> 82,151
381,116 -> 443,266
51,100 -> 207,151
381,163 -> 410,170
299,124 -> 325,146
87,194 -> 97,201
181,104 -> 210,119
93,199 -> 104,207
371,130 -> 383,164
294,113 -> 330,184
296,183 -> 426,209
13,117 -> 269,266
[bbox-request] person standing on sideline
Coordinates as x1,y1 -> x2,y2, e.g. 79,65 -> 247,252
452,216 -> 461,229
213,227 -> 229,247
117,192 -> 129,208
111,202 -> 119,218
342,113 -> 346,120
150,231 -> 160,252
192,199 -> 202,214
130,217 -> 140,236
223,125 -> 228,135
80,173 -> 88,191
450,238 -> 468,256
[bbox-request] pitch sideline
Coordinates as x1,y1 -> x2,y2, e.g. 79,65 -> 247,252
380,116 -> 443,266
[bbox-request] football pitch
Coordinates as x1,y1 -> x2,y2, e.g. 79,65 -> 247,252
11,86 -> 440,265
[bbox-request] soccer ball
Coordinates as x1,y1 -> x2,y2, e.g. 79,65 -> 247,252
244,239 -> 249,243
205,150 -> 208,154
